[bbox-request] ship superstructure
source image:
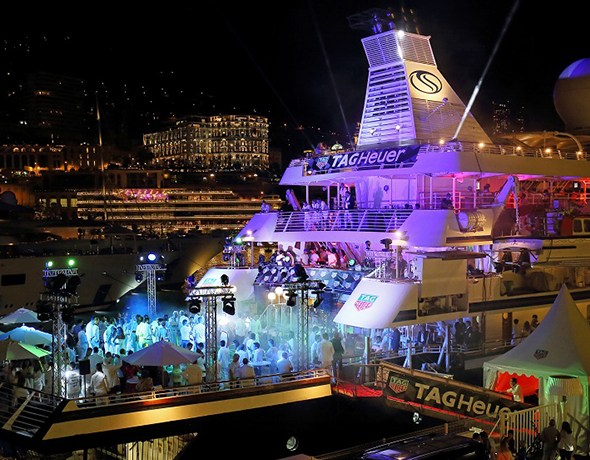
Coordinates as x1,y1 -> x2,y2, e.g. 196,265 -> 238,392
227,10 -> 590,343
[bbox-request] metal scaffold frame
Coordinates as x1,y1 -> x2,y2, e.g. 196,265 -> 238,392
41,268 -> 80,397
185,285 -> 235,382
283,280 -> 326,372
136,263 -> 166,318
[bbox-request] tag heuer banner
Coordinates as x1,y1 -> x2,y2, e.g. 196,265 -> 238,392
382,366 -> 527,419
308,145 -> 422,172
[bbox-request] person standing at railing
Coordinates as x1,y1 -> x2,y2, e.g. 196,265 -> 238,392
558,421 -> 575,460
237,358 -> 256,387
90,363 -> 109,404
217,340 -> 231,381
540,419 -> 561,460
506,377 -> 523,402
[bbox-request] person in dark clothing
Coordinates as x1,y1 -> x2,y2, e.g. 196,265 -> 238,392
331,332 -> 345,378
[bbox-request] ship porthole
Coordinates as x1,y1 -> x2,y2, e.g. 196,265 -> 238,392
286,436 -> 299,452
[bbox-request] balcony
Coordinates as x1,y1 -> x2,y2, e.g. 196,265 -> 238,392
275,208 -> 412,234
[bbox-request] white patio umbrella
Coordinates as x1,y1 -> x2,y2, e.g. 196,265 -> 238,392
0,325 -> 53,346
0,338 -> 51,361
0,308 -> 41,324
124,340 -> 201,367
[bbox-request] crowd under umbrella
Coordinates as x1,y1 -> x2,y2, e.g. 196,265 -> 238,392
123,340 -> 202,367
0,325 -> 53,346
0,338 -> 51,361
0,308 -> 41,325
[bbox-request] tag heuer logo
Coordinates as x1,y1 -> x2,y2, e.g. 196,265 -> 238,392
534,349 -> 548,359
389,377 -> 409,394
354,294 -> 378,311
315,157 -> 329,170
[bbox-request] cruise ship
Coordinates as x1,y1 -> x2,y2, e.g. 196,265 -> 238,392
3,9 -> 590,460
0,222 -> 223,314
76,188 -> 282,234
223,10 -> 590,346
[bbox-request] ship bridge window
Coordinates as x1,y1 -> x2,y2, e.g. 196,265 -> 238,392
585,219 -> 590,233
574,219 -> 583,233
1,274 -> 26,286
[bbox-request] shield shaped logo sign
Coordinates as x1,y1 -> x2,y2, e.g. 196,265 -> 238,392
389,377 -> 409,394
314,156 -> 330,170
354,294 -> 378,311
534,349 -> 548,359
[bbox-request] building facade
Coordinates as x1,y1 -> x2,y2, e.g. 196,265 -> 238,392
143,115 -> 269,170
0,144 -> 106,173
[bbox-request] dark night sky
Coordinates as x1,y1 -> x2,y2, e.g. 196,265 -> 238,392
2,1 -> 588,146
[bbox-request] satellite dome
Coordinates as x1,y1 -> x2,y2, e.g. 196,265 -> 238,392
553,58 -> 590,134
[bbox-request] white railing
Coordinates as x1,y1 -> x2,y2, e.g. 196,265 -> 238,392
69,368 -> 331,409
275,209 -> 412,233
291,141 -> 589,170
499,402 -> 562,453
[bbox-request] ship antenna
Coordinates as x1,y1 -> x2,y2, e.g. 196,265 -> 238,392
453,0 -> 521,140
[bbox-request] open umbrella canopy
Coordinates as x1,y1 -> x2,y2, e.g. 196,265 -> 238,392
0,325 -> 52,346
0,338 -> 51,360
0,308 -> 41,324
124,340 -> 201,367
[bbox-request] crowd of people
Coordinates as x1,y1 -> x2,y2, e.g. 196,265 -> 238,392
2,309 -> 352,404
471,419 -> 575,460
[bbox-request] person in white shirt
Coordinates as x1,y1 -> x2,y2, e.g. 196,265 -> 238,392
136,317 -> 151,349
237,358 -> 256,387
88,347 -> 103,375
228,353 -> 240,388
77,329 -> 89,360
277,352 -> 293,375
90,363 -> 109,404
102,353 -> 122,391
319,333 -> 335,370
327,249 -> 338,266
266,339 -> 279,374
65,363 -> 81,399
507,377 -> 524,402
217,340 -> 231,381
310,334 -> 322,366
180,319 -> 192,348
86,317 -> 101,349
193,316 -> 206,347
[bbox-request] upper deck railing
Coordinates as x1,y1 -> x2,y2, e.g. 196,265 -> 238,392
0,369 -> 330,438
289,142 -> 590,173
275,208 -> 413,233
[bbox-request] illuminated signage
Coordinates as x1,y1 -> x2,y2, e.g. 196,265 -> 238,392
354,294 -> 378,311
308,145 -> 421,173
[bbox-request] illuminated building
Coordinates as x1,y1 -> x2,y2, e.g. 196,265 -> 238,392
0,144 -> 106,173
143,115 -> 269,170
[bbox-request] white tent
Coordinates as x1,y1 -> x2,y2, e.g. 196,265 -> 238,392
483,285 -> 590,451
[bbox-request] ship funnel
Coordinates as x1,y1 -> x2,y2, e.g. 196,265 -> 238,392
353,15 -> 491,149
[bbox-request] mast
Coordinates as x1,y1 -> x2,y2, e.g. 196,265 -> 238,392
96,92 -> 108,222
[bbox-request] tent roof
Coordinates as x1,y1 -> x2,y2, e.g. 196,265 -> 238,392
484,285 -> 590,378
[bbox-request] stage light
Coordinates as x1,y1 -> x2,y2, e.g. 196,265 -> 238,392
65,275 -> 81,294
67,258 -> 76,267
50,274 -> 68,291
136,272 -> 143,283
189,298 -> 201,314
268,292 -> 276,301
274,286 -> 284,296
312,294 -> 323,309
348,259 -> 356,267
46,260 -> 54,268
287,292 -> 297,307
222,296 -> 236,315
147,253 -> 157,262
294,264 -> 308,282
235,237 -> 243,244
220,274 -> 230,286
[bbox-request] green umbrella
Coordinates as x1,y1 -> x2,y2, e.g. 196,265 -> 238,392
0,338 -> 51,361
